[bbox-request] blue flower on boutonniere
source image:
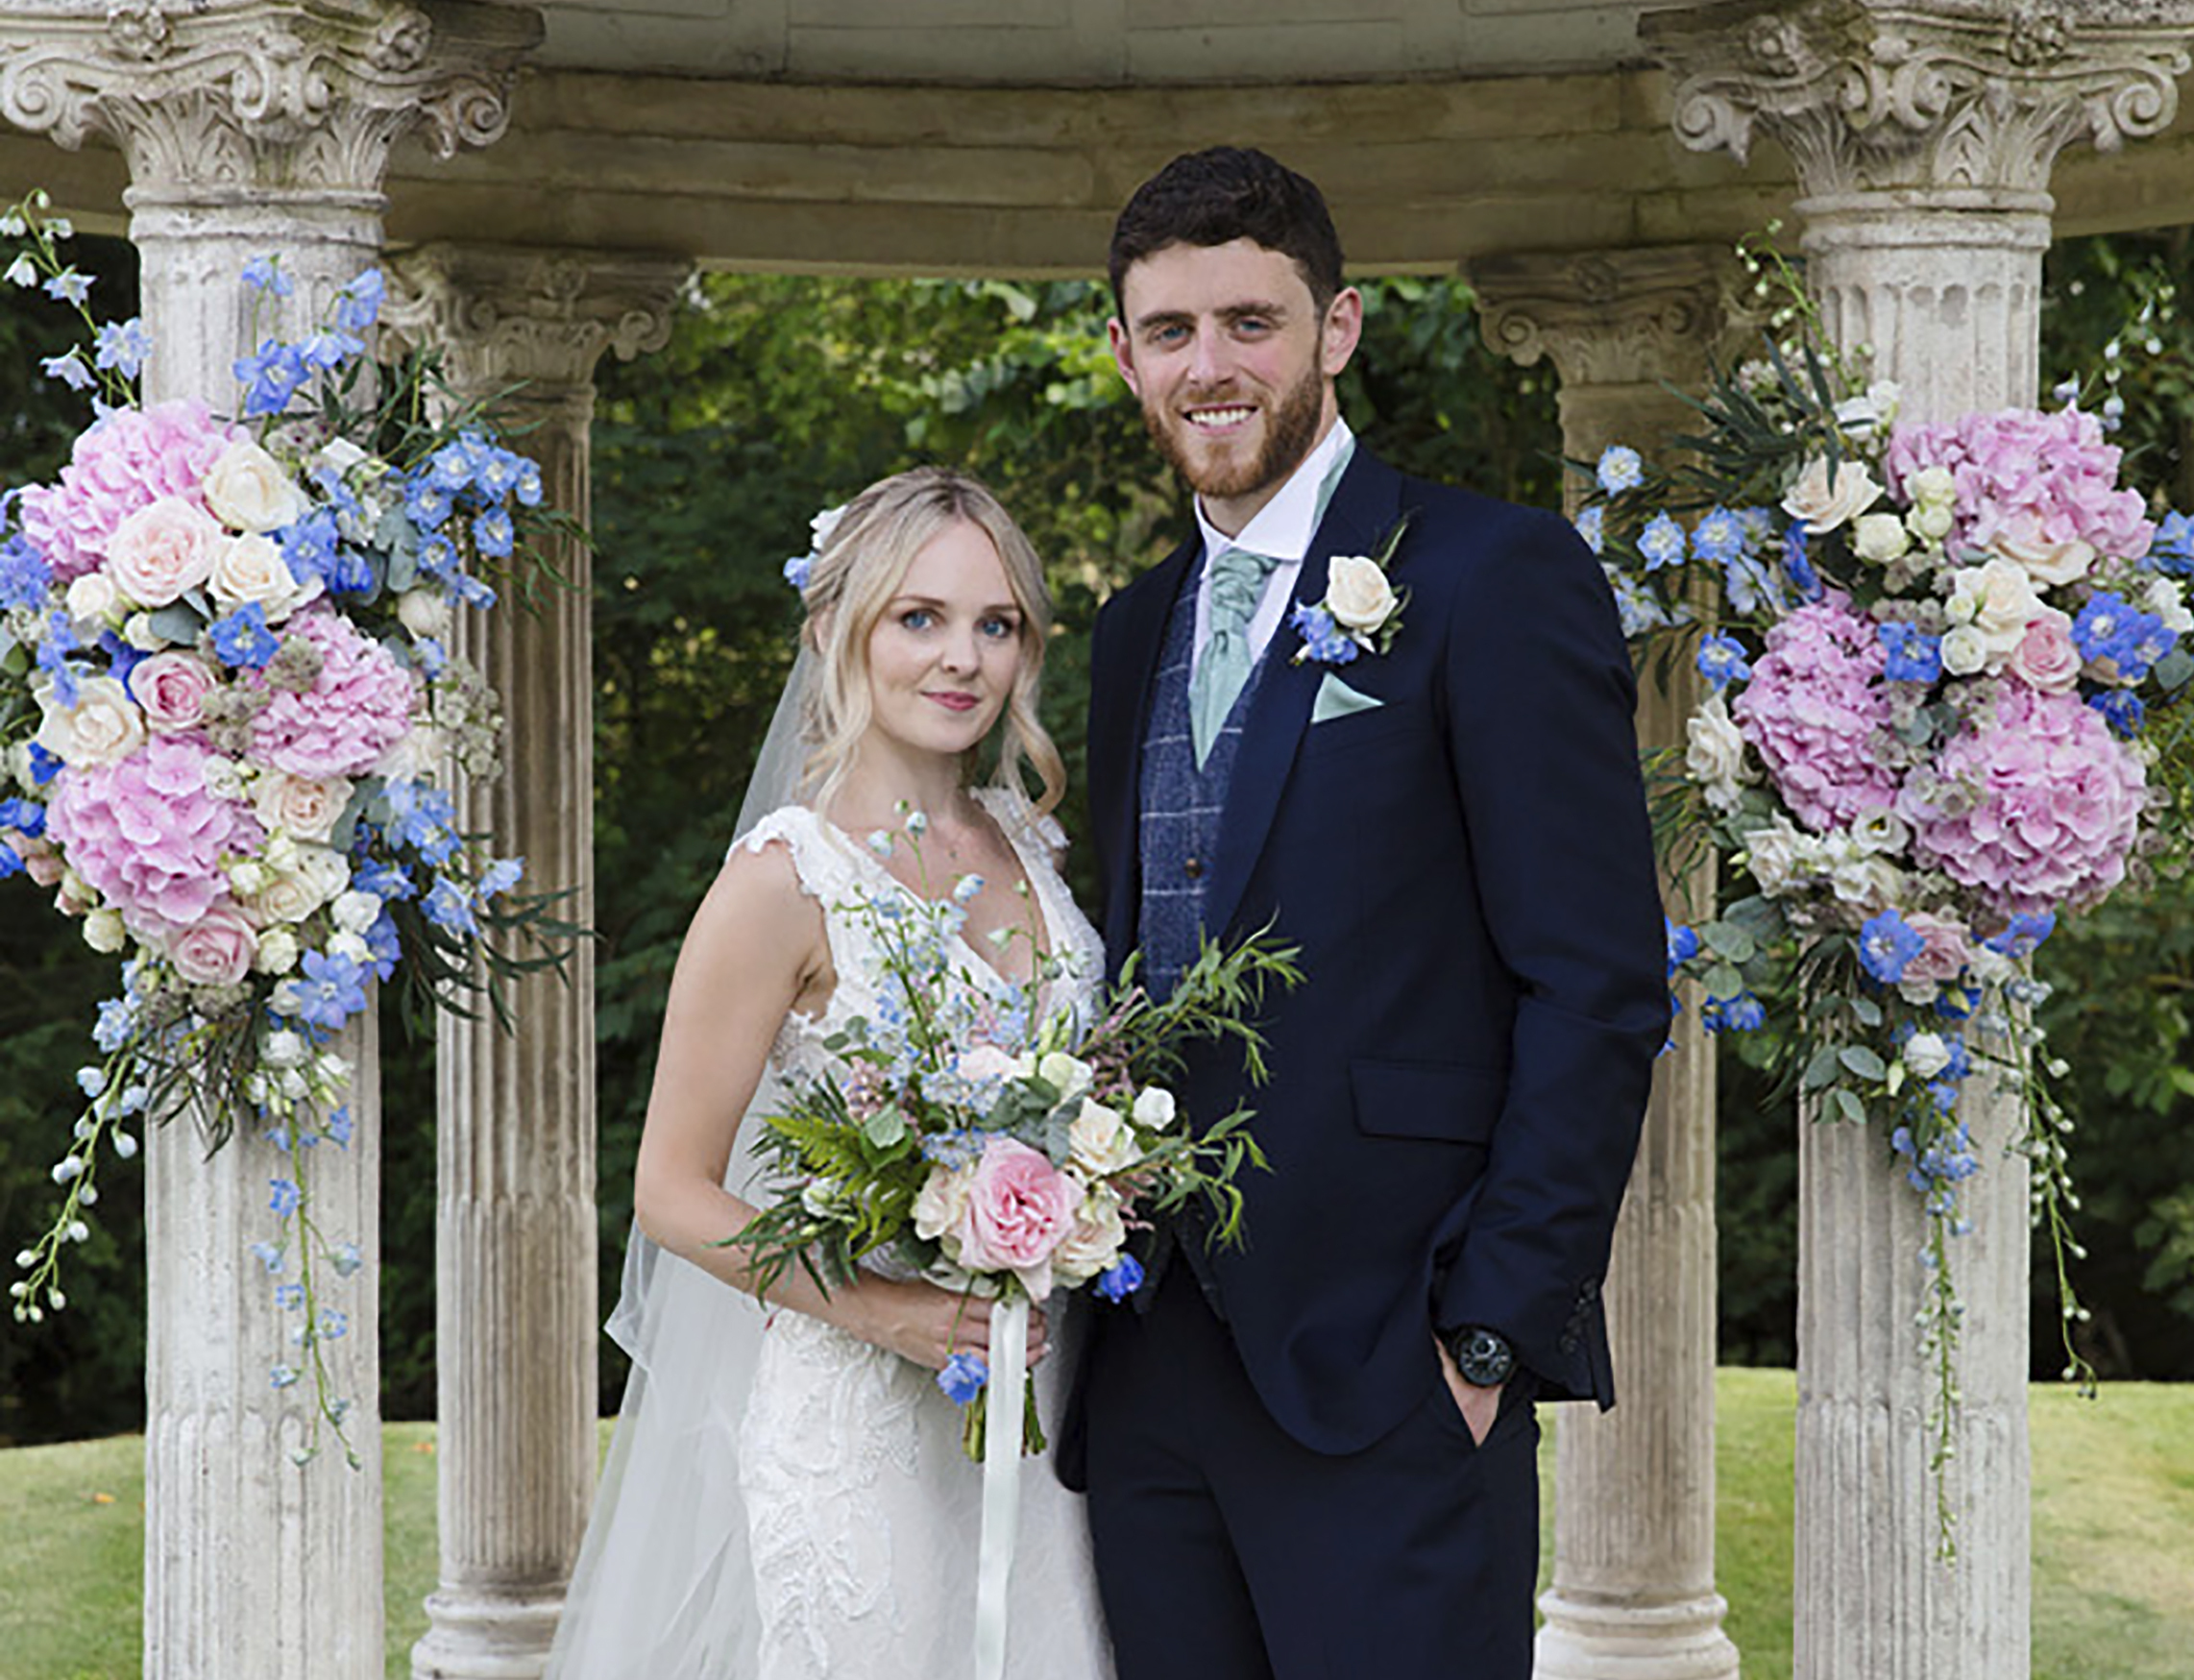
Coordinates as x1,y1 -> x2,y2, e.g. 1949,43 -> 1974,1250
1291,510 -> 1412,666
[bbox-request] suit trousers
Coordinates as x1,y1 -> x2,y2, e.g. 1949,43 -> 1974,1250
1083,1266 -> 1541,1680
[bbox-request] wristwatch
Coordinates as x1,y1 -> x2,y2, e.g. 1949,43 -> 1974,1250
1440,1324 -> 1516,1389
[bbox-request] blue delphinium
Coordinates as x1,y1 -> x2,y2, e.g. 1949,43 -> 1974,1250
233,338 -> 308,417
1665,918 -> 1701,976
40,350 -> 95,392
1690,506 -> 1747,567
1858,910 -> 1926,985
242,255 -> 295,297
938,1351 -> 989,1405
91,317 -> 150,379
1985,912 -> 2056,958
1638,512 -> 1688,571
1695,633 -> 1751,690
2147,510 -> 2194,575
209,602 -> 281,670
290,950 -> 370,1032
1596,445 -> 1645,495
1781,524 -> 1823,602
1878,621 -> 1944,683
269,1179 -> 304,1219
422,875 -> 480,937
1700,990 -> 1765,1034
2090,689 -> 2145,738
1290,601 -> 1359,665
1572,504 -> 1605,555
1095,1255 -> 1146,1303
0,532 -> 51,609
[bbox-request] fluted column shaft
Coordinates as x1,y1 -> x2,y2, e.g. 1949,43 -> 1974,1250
383,245 -> 682,1680
1646,7 -> 2194,1678
1475,247 -> 1739,1680
0,7 -> 536,1677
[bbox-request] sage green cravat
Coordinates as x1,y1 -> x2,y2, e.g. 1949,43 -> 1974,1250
1189,545 -> 1282,768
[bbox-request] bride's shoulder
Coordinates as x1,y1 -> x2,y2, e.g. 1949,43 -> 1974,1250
724,804 -> 861,904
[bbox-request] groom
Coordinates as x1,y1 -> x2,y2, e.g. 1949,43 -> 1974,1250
1067,147 -> 1670,1678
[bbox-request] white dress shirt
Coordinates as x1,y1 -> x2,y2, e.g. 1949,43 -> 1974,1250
1190,417 -> 1356,670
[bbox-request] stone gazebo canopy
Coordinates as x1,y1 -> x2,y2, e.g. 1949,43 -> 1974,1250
4,5 -> 2192,1680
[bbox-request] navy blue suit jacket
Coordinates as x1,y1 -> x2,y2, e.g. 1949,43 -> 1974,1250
1084,446 -> 1669,1457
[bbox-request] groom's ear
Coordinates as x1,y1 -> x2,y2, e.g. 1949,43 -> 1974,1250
1320,285 -> 1364,380
1108,316 -> 1142,399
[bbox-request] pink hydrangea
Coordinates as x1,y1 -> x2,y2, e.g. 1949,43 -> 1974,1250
45,735 -> 263,939
14,400 -> 240,584
1886,407 -> 2153,572
1731,594 -> 1902,833
1903,683 -> 2146,920
250,609 -> 420,780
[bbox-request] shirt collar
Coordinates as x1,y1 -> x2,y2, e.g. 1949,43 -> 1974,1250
1193,417 -> 1356,566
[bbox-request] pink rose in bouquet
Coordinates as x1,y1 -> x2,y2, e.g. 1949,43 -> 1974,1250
1902,684 -> 2145,920
106,497 -> 223,608
167,903 -> 260,987
950,1137 -> 1082,1298
250,609 -> 419,780
1897,911 -> 1972,1002
130,651 -> 221,736
46,734 -> 263,938
15,399 -> 237,584
1731,594 -> 1902,833
2007,608 -> 2082,694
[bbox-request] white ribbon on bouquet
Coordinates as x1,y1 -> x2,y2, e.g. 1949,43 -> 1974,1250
972,1292 -> 1029,1680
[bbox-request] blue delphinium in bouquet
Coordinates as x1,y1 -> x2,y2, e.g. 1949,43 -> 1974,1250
1581,231 -> 2193,1551
0,191 -> 574,1465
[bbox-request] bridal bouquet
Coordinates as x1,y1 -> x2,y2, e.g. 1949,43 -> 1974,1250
1,192 -> 573,1462
729,812 -> 1300,1460
1582,238 -> 2191,1545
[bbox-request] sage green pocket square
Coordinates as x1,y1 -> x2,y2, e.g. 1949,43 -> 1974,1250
1311,671 -> 1383,724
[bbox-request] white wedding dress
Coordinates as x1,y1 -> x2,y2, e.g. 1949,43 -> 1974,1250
545,788 -> 1115,1680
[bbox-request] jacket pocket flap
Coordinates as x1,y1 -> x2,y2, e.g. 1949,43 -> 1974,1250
1351,1058 -> 1503,1144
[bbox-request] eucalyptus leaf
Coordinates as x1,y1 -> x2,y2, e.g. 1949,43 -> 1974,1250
2152,645 -> 2193,695
1703,920 -> 1757,963
1831,1087 -> 1867,1125
1701,961 -> 1743,1002
146,602 -> 205,645
1850,995 -> 1884,1027
1802,1045 -> 1845,1091
863,1107 -> 907,1149
1840,1045 -> 1889,1083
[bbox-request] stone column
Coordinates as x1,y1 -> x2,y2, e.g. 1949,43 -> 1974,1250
1475,247 -> 1741,1680
1645,7 -> 2194,1679
0,7 -> 535,1676
382,244 -> 683,1680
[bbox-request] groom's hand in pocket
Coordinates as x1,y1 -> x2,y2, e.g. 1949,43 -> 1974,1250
1434,1334 -> 1504,1447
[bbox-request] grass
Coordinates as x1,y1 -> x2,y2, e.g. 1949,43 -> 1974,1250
2,1374 -> 2188,1679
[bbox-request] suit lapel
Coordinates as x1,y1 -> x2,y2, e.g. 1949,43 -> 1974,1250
1096,534 -> 1197,965
1201,450 -> 1405,943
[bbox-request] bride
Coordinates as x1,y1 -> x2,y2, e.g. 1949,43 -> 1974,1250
545,468 -> 1114,1678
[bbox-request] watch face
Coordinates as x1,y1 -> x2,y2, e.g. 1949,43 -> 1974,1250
1456,1328 -> 1514,1387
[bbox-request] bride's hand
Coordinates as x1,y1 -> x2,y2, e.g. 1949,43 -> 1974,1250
846,1278 -> 1050,1373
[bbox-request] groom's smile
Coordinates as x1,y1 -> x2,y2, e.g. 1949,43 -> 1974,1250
1109,236 -> 1360,535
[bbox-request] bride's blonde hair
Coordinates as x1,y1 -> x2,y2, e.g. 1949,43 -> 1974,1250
797,467 -> 1065,816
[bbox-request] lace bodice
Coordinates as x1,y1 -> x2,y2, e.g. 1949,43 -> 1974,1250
739,788 -> 1105,1086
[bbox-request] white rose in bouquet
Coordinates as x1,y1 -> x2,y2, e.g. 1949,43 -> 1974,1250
1324,554 -> 1400,634
1781,454 -> 1882,535
1068,1099 -> 1143,1179
1685,691 -> 1751,814
209,532 -> 317,621
204,436 -> 307,533
36,675 -> 145,769
1050,1180 -> 1130,1289
1131,1086 -> 1178,1131
1037,1050 -> 1094,1106
396,588 -> 452,642
62,571 -> 118,627
106,497 -> 221,608
1852,512 -> 1912,565
1902,1032 -> 1953,1081
252,770 -> 352,844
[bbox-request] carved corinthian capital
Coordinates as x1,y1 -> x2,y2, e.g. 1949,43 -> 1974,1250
1471,245 -> 1737,389
1644,0 -> 2194,200
381,243 -> 687,399
0,1 -> 542,199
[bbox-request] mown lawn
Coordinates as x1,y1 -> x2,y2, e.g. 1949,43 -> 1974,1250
2,1373 -> 2187,1679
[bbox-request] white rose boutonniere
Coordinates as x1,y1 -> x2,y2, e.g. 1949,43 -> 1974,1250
1291,510 -> 1412,666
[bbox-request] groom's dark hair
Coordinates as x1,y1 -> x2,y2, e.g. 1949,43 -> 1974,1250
1108,147 -> 1346,318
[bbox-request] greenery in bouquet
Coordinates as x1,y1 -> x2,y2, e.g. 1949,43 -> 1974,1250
727,811 -> 1301,1459
1578,232 -> 2194,1549
0,191 -> 577,1465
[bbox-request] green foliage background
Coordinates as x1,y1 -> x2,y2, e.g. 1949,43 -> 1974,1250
1,233 -> 2187,1442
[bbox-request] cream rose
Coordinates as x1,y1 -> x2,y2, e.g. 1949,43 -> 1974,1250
1037,1050 -> 1094,1106
2143,576 -> 2193,636
209,532 -> 317,622
1051,1181 -> 1129,1290
1901,1031 -> 1953,1081
1131,1086 -> 1177,1131
396,588 -> 452,642
2008,608 -> 2082,694
294,842 -> 352,910
1986,510 -> 2095,589
1685,691 -> 1750,814
912,1160 -> 977,1243
1740,816 -> 1810,898
1907,502 -> 1955,546
105,497 -> 221,608
203,436 -> 306,533
1068,1099 -> 1143,1179
1908,465 -> 1957,510
63,571 -> 118,626
1324,554 -> 1400,634
130,651 -> 219,737
331,889 -> 381,936
168,906 -> 259,988
254,926 -> 302,975
1781,455 -> 1882,535
83,908 -> 128,955
36,674 -> 146,769
1852,512 -> 1912,565
252,770 -> 351,843
1938,624 -> 1990,677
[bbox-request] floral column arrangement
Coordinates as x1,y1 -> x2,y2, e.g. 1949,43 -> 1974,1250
0,6 -> 540,1676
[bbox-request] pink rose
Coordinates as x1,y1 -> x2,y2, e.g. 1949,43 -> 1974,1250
949,1137 -> 1082,1298
167,903 -> 259,987
1898,911 -> 1971,1003
106,496 -> 222,608
130,651 -> 220,736
2007,609 -> 2081,694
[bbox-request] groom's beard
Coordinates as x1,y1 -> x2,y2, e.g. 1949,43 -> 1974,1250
1140,358 -> 1326,506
